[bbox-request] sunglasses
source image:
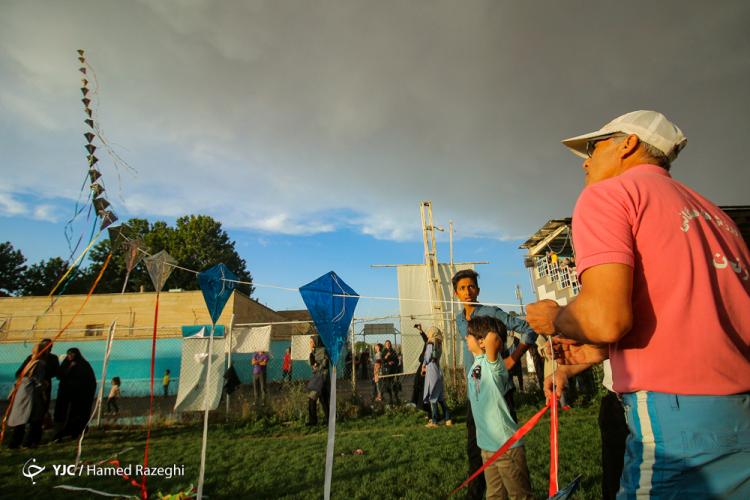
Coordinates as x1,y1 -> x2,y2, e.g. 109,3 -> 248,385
585,133 -> 625,158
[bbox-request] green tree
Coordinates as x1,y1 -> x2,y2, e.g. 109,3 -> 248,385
88,215 -> 254,296
20,257 -> 91,296
0,241 -> 27,296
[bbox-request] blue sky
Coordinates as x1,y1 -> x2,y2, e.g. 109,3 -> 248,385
0,190 -> 537,319
2,1 -> 748,320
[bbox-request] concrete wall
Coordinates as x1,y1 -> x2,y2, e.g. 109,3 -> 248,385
0,290 -> 295,342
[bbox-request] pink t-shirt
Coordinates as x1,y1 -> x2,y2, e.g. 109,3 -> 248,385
573,164 -> 750,395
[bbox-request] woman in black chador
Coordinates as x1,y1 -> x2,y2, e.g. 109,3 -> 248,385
54,348 -> 97,440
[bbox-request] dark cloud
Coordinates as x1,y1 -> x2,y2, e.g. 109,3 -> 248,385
1,0 -> 748,238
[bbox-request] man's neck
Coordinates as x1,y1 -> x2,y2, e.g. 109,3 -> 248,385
463,303 -> 476,318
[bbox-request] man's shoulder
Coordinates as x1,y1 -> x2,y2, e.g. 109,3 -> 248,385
476,305 -> 505,316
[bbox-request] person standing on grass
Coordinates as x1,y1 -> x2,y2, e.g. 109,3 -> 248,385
107,377 -> 121,416
411,324 -> 432,419
252,350 -> 269,401
466,316 -> 533,500
422,327 -> 452,428
306,336 -> 330,426
372,343 -> 383,402
381,340 -> 400,404
7,342 -> 48,449
282,347 -> 293,382
452,269 -> 538,500
527,110 -> 750,497
162,369 -> 170,397
53,348 -> 96,441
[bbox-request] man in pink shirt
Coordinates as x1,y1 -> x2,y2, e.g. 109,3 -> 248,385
527,110 -> 750,497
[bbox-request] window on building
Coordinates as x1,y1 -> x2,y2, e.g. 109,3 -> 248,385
570,268 -> 580,295
85,323 -> 105,337
559,267 -> 571,289
535,256 -> 548,278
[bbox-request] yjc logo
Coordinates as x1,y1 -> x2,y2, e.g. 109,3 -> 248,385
22,458 -> 46,484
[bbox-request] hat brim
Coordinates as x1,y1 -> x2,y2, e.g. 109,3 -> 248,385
561,130 -> 617,159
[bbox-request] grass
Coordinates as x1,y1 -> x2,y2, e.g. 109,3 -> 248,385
0,399 -> 603,499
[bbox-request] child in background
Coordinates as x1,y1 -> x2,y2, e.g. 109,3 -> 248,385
466,316 -> 532,499
107,377 -> 121,415
282,347 -> 293,382
162,369 -> 170,397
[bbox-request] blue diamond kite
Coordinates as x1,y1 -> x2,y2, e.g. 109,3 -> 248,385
299,271 -> 359,365
198,263 -> 237,326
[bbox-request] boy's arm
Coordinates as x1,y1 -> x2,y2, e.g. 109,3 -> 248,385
484,332 -> 502,363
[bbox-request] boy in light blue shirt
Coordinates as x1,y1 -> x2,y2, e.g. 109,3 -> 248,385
467,316 -> 533,500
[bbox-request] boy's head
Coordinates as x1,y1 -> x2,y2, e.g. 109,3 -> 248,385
466,316 -> 507,355
452,269 -> 480,304
165,369 -> 170,375
113,376 -> 121,385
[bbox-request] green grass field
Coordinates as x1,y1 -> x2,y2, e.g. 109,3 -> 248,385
0,401 -> 603,499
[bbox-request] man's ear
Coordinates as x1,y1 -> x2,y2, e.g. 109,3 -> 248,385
619,134 -> 640,160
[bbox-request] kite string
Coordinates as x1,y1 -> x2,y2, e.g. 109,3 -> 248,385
129,236 -> 522,309
140,292 -> 160,500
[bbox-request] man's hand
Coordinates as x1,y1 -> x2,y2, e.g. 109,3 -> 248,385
543,369 -> 570,401
526,299 -> 561,335
553,339 -> 608,365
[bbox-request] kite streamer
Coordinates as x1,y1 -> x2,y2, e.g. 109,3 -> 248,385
448,403 -> 551,497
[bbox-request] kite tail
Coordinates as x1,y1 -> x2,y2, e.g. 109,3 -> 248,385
140,291 -> 160,500
448,403 -> 551,497
1,252 -> 112,443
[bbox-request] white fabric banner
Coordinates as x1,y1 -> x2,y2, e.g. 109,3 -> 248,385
174,338 -> 226,412
397,264 -> 473,374
291,334 -> 313,361
232,325 -> 271,353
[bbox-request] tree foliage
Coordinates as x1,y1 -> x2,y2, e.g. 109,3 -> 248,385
0,241 -> 27,296
20,257 -> 91,296
88,215 -> 254,296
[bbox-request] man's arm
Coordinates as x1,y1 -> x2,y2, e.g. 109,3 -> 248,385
526,263 -> 633,344
504,341 -> 529,370
495,308 -> 537,344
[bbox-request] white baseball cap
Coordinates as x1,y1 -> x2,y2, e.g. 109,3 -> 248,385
561,110 -> 687,162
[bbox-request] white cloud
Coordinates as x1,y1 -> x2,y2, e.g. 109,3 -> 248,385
0,192 -> 26,217
0,192 -> 61,223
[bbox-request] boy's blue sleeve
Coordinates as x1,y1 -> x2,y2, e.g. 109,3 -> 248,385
493,307 -> 538,345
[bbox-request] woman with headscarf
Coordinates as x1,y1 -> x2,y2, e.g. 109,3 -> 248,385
53,348 -> 96,440
410,324 -> 432,419
381,340 -> 401,404
422,327 -> 452,428
7,342 -> 48,448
